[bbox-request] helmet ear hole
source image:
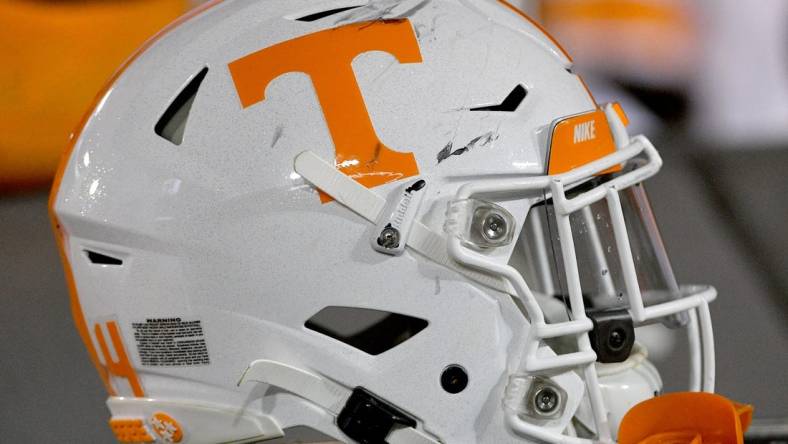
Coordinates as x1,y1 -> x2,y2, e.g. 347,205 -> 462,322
294,5 -> 363,22
440,365 -> 468,394
305,306 -> 428,355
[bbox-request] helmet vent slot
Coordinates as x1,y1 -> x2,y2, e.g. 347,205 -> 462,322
470,84 -> 527,112
305,306 -> 427,355
84,250 -> 123,266
295,5 -> 363,22
155,67 -> 209,145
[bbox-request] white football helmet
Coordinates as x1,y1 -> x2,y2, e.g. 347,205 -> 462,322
51,1 -> 737,443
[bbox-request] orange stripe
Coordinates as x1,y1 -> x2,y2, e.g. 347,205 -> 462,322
50,209 -> 115,394
498,0 -> 573,62
612,102 -> 629,126
48,0 -> 224,396
49,101 -> 114,393
496,0 -> 598,105
577,74 -> 597,105
95,322 -> 145,397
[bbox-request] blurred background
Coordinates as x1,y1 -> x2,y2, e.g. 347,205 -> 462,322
1,0 -> 786,441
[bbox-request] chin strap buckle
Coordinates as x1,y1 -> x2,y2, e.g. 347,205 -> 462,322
338,387 -> 417,444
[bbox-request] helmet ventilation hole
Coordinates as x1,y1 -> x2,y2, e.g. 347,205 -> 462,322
295,5 -> 363,22
470,84 -> 527,112
155,67 -> 208,145
305,306 -> 427,356
84,250 -> 123,266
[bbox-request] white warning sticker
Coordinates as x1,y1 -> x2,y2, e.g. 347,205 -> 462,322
132,318 -> 210,366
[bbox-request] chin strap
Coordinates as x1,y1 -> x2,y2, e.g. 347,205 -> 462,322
293,150 -> 515,295
240,359 -> 439,444
618,392 -> 753,444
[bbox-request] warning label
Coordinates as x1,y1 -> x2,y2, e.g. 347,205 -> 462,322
132,318 -> 210,366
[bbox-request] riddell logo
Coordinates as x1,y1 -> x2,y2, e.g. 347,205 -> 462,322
228,19 -> 423,201
573,120 -> 596,144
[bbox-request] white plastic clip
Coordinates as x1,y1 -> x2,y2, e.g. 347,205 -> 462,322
372,179 -> 428,256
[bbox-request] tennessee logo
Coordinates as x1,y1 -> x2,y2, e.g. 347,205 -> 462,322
150,412 -> 184,443
228,19 -> 422,201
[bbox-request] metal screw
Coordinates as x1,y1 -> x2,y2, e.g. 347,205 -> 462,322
533,386 -> 559,415
481,212 -> 507,242
377,226 -> 400,249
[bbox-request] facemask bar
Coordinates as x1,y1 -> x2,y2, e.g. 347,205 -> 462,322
446,107 -> 717,443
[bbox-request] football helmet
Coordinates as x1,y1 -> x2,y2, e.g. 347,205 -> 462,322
51,1 -> 741,443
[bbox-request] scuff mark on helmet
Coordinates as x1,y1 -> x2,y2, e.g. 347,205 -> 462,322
436,131 -> 499,164
367,142 -> 383,167
415,14 -> 442,42
334,0 -> 431,25
334,0 -> 399,25
271,125 -> 284,148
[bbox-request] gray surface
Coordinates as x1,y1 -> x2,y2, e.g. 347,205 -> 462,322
646,138 -> 788,409
0,141 -> 786,442
0,194 -> 113,442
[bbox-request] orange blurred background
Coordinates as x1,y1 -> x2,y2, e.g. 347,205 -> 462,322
0,0 -> 189,192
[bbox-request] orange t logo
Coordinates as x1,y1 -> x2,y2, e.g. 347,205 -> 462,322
228,19 -> 422,200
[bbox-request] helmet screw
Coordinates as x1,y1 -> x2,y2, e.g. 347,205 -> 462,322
481,211 -> 507,242
533,386 -> 559,415
377,226 -> 400,249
